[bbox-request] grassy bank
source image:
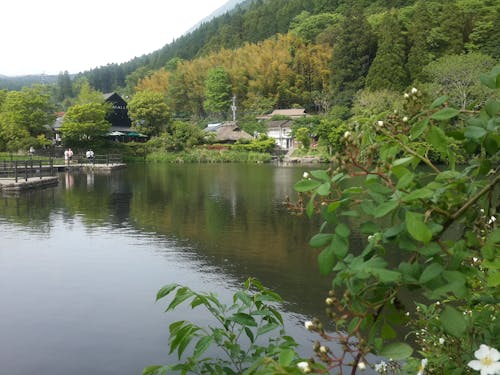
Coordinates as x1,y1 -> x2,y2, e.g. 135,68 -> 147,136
146,149 -> 272,163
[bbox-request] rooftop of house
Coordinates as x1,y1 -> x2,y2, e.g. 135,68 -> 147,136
205,121 -> 253,142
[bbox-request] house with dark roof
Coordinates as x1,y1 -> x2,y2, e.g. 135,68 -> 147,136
51,92 -> 145,144
103,92 -> 132,132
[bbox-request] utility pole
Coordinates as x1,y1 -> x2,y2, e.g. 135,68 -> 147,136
231,95 -> 237,122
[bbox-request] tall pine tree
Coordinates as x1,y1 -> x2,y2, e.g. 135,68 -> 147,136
330,6 -> 376,107
407,1 -> 435,82
366,11 -> 409,91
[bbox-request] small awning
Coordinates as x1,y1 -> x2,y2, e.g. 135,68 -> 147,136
127,131 -> 147,137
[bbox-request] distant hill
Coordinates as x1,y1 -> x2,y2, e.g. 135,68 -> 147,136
0,74 -> 58,91
186,0 -> 250,33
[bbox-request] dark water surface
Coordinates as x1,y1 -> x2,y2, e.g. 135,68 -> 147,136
0,163 -> 332,375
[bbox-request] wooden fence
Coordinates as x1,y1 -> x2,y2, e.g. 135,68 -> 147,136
0,159 -> 56,182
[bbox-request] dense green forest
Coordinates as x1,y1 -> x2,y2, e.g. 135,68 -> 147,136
0,0 -> 499,153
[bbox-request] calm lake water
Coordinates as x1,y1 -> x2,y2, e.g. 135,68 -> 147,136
0,163 -> 334,375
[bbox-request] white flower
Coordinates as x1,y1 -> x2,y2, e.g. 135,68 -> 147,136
304,321 -> 314,330
439,338 -> 445,345
303,172 -> 310,179
417,358 -> 428,375
319,345 -> 328,353
344,131 -> 351,138
468,344 -> 500,375
368,235 -> 374,241
325,297 -> 334,305
411,87 -> 418,94
297,361 -> 311,373
374,361 -> 387,373
377,120 -> 384,127
404,93 -> 410,98
403,116 -> 409,122
488,216 -> 497,224
358,361 -> 367,370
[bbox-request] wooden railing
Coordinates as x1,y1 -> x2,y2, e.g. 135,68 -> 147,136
76,154 -> 123,165
0,159 -> 56,182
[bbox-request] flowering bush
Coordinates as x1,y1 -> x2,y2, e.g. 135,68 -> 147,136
292,66 -> 499,373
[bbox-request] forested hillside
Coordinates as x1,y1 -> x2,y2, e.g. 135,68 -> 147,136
80,0 -> 499,114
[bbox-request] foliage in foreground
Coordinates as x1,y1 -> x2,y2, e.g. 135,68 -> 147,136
143,278 -> 302,375
292,66 -> 499,373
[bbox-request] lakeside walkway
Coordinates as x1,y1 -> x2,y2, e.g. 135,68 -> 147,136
0,157 -> 126,193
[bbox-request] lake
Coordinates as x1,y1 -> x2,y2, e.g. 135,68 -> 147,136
0,163 -> 334,375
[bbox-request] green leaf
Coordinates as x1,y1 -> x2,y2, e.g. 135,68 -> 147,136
431,107 -> 460,121
410,118 -> 429,140
374,200 -> 399,218
327,200 -> 342,213
371,268 -> 401,283
465,126 -> 487,140
406,211 -> 432,243
360,221 -> 378,234
234,291 -> 252,307
316,182 -> 331,196
401,188 -> 433,202
335,223 -> 351,238
309,233 -> 333,248
396,171 -> 414,190
279,349 -> 295,367
419,263 -> 444,283
485,100 -> 500,117
331,234 -> 349,258
427,125 -> 448,155
381,322 -> 397,339
380,342 -> 413,360
392,156 -> 414,167
440,306 -> 467,338
318,246 -> 335,276
430,95 -> 449,109
142,365 -> 169,375
156,283 -> 179,301
167,287 -> 195,311
310,169 -> 329,182
194,336 -> 213,358
231,312 -> 257,327
244,327 -> 255,343
480,72 -> 498,89
257,323 -> 279,336
294,179 -> 321,192
306,196 -> 314,218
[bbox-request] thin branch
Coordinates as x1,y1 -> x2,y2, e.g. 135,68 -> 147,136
451,172 -> 500,221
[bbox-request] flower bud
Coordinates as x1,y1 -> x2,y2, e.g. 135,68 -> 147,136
297,361 -> 311,373
304,321 -> 314,330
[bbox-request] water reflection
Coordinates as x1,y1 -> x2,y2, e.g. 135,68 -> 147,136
0,164 -> 333,375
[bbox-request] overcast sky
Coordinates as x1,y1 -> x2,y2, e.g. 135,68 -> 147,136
0,0 -> 229,76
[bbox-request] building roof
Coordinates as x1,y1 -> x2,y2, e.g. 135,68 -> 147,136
257,108 -> 307,120
205,121 -> 253,142
270,108 -> 306,117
